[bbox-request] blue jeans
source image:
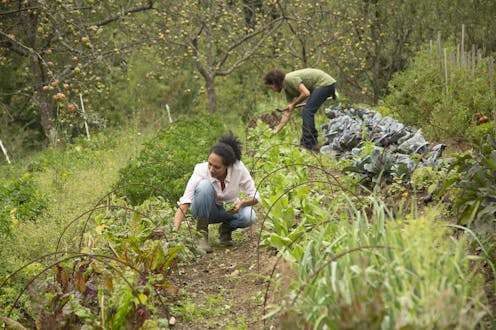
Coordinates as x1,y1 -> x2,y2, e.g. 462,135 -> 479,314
190,180 -> 257,229
301,84 -> 336,149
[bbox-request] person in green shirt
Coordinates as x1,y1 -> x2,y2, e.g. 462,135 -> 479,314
264,68 -> 337,151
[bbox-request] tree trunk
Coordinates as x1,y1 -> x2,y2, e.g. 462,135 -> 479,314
30,56 -> 57,143
24,8 -> 58,144
205,75 -> 217,114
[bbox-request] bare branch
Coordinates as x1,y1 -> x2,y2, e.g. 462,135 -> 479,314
217,18 -> 283,76
0,30 -> 38,58
89,0 -> 155,27
0,5 -> 41,16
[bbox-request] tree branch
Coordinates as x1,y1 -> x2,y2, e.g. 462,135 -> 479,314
0,30 -> 36,58
89,0 -> 155,27
216,17 -> 284,75
0,5 -> 40,16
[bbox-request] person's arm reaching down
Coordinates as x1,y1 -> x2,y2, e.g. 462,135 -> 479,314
272,83 -> 310,135
173,203 -> 190,231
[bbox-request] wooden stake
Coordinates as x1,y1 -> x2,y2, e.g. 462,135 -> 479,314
489,56 -> 495,99
0,138 -> 11,164
444,48 -> 449,95
429,40 -> 433,67
437,32 -> 443,86
489,56 -> 495,131
461,24 -> 465,67
472,45 -> 476,78
457,44 -> 460,67
166,104 -> 173,123
79,93 -> 91,140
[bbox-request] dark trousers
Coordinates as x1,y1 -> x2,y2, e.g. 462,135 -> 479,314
301,84 -> 336,148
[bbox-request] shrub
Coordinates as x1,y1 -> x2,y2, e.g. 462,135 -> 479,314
465,121 -> 495,147
116,114 -> 226,205
444,136 -> 496,229
0,174 -> 48,238
384,45 -> 496,142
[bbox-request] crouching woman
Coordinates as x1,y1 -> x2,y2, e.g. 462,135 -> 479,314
173,132 -> 260,253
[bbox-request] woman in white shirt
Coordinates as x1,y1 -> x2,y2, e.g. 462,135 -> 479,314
173,132 -> 260,253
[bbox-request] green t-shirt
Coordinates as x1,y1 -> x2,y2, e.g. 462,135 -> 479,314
283,68 -> 336,102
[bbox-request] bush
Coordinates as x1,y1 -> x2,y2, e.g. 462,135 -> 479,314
444,136 -> 496,228
0,174 -> 48,238
465,121 -> 495,147
384,45 -> 496,142
116,114 -> 226,205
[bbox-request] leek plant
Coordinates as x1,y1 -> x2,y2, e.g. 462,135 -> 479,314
264,194 -> 492,329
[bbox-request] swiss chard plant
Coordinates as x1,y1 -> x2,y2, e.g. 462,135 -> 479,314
0,196 -> 188,328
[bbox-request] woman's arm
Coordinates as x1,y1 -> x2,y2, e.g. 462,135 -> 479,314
173,203 -> 190,230
234,163 -> 260,213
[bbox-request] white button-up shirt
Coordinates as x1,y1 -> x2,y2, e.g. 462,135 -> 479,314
178,160 -> 260,205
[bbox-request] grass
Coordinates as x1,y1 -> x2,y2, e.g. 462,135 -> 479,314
0,126 -> 156,272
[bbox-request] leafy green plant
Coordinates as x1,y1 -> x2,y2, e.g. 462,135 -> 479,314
1,196 -> 183,329
0,174 -> 48,238
246,118 -> 492,328
411,163 -> 459,197
444,136 -> 496,228
342,142 -> 397,186
0,127 -> 156,328
263,194 -> 491,329
116,114 -> 226,205
465,121 -> 495,147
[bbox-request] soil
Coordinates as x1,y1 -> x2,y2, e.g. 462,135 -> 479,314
167,222 -> 288,330
430,135 -> 470,154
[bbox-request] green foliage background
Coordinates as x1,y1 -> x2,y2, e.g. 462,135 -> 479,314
116,114 -> 226,205
1,0 -> 495,152
384,45 -> 496,140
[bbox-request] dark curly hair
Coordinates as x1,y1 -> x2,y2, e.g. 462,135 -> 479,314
263,69 -> 286,89
210,131 -> 242,166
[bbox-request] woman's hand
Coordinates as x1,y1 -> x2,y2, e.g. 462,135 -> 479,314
232,200 -> 244,213
226,200 -> 244,214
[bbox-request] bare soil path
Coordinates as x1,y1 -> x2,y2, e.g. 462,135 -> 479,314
168,224 -> 283,330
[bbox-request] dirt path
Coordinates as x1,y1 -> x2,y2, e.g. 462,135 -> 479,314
168,224 -> 283,330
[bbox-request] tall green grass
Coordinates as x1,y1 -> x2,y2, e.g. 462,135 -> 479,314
0,128 -> 154,272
